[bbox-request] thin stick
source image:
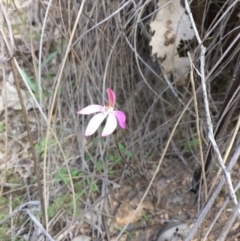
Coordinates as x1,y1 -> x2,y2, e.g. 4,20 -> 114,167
0,1 -> 48,228
184,0 -> 239,239
0,26 -> 8,197
25,209 -> 55,241
208,113 -> 240,197
188,53 -> 207,202
38,0 -> 54,107
42,0 -> 87,229
10,58 -> 46,228
203,181 -> 240,241
0,201 -> 40,225
217,201 -> 240,241
185,144 -> 240,240
199,47 -> 237,205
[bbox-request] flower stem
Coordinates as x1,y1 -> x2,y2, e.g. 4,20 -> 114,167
113,132 -> 147,181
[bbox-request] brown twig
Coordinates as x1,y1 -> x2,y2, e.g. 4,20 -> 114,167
0,1 -> 46,228
9,58 -> 46,228
184,0 -> 239,239
188,53 -> 208,202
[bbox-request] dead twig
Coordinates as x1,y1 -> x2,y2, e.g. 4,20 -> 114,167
203,181 -> 240,241
0,201 -> 40,225
184,0 -> 239,239
0,1 -> 46,228
217,199 -> 240,241
188,53 -> 207,202
187,144 -> 240,241
42,0 -> 87,230
9,58 -> 46,228
199,46 -> 238,207
25,209 -> 55,241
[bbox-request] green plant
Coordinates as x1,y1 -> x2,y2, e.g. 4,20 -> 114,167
116,226 -> 134,239
48,193 -> 80,218
56,167 -> 85,184
118,144 -> 133,157
42,51 -> 58,68
0,122 -> 5,133
34,137 -> 56,157
95,160 -> 104,172
0,196 -> 8,221
107,153 -> 121,163
146,152 -> 153,159
107,144 -> 133,163
86,177 -> 98,192
141,211 -> 149,222
0,181 -> 24,240
0,224 -> 9,240
108,170 -> 115,176
49,143 -> 132,219
5,170 -> 23,186
19,50 -> 57,101
184,138 -> 199,151
48,168 -> 89,218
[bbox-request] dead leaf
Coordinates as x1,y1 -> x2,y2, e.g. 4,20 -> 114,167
16,159 -> 34,179
115,199 -> 153,226
0,72 -> 37,113
157,222 -> 191,241
150,0 -> 195,84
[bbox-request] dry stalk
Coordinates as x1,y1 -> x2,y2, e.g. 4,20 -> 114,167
25,209 -> 55,241
0,24 -> 8,197
203,181 -> 240,240
41,0 -> 88,230
187,144 -> 240,241
208,113 -> 240,195
0,1 -> 46,228
199,47 -> 237,206
184,0 -> 239,239
9,59 -> 46,228
188,53 -> 207,202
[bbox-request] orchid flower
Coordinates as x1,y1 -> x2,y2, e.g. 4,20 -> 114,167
77,88 -> 126,137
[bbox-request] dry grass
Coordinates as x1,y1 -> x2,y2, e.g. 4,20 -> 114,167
0,0 -> 240,240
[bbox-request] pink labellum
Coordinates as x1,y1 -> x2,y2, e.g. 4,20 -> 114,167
107,88 -> 116,107
114,111 -> 126,129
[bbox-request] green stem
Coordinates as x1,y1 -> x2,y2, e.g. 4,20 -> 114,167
113,132 -> 147,181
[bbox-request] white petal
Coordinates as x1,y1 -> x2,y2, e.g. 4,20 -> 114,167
102,113 -> 117,137
76,105 -> 103,115
85,113 -> 107,136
